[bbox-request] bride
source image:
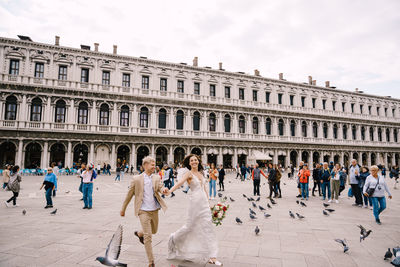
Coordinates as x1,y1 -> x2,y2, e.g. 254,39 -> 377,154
165,154 -> 222,266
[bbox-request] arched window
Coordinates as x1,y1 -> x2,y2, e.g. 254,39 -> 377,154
224,114 -> 231,133
99,103 -> 109,125
209,113 -> 216,132
239,115 -> 245,133
386,128 -> 390,142
55,100 -> 66,123
30,98 -> 42,122
5,96 -> 17,120
361,126 -> 366,140
252,117 -> 259,134
312,122 -> 318,138
140,107 -> 149,128
378,128 -> 382,142
120,105 -> 129,127
78,102 -> 88,124
290,120 -> 296,137
343,124 -> 348,140
176,110 -> 184,130
369,127 -> 374,141
323,123 -> 328,138
352,125 -> 357,140
265,118 -> 271,135
301,121 -> 307,137
193,111 -> 200,131
158,108 -> 167,129
278,119 -> 284,136
333,124 -> 338,139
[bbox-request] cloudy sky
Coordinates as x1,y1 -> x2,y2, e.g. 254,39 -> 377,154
1,0 -> 399,98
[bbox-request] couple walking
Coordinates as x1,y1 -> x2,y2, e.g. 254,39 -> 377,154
120,155 -> 222,267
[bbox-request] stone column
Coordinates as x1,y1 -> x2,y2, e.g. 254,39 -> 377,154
328,123 -> 333,139
285,149 -> 290,168
112,103 -> 118,127
168,145 -> 173,165
373,127 -> 378,142
16,139 -> 23,168
151,106 -> 156,130
217,147 -> 223,166
202,111 -> 207,132
202,146 -> 208,164
68,99 -> 75,126
132,105 -> 138,129
330,151 -> 334,163
319,151 -> 323,164
273,149 -> 278,165
20,95 -> 27,122
285,118 -> 290,136
246,114 -> 252,134
232,113 -> 238,134
185,110 -> 191,131
391,152 -> 396,166
296,120 -> 301,137
233,147 -> 238,167
340,151 -> 344,166
110,143 -> 116,169
42,141 -> 49,168
383,152 -> 388,167
45,96 -> 52,128
91,100 -> 97,130
89,143 -> 95,165
297,149 -> 302,166
318,122 -> 323,139
66,141 -> 72,168
338,123 -> 343,140
131,144 -> 136,169
272,117 -> 277,136
356,125 -> 361,140
308,150 -> 313,166
0,99 -> 3,122
151,144 -> 155,159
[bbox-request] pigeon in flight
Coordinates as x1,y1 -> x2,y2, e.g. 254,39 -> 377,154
22,209 -> 26,215
267,203 -> 272,209
325,208 -> 335,213
95,225 -> 127,267
249,197 -> 255,201
249,208 -> 256,215
300,201 -> 307,207
50,209 -> 57,215
385,248 -> 393,261
255,226 -> 260,235
393,247 -> 400,257
263,213 -> 271,218
247,197 -> 252,202
270,198 -> 276,205
296,213 -> 305,219
243,194 -> 247,198
334,239 -> 349,253
229,197 -> 235,202
249,214 -> 257,220
358,225 -> 372,242
235,217 -> 243,224
323,203 -> 330,208
252,202 -> 257,208
255,197 -> 260,202
258,205 -> 266,211
323,210 -> 329,216
218,193 -> 223,198
289,211 -> 295,219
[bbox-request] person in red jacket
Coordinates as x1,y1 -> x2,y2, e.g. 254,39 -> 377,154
299,164 -> 311,200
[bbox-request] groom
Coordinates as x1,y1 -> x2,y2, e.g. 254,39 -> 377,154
120,156 -> 168,267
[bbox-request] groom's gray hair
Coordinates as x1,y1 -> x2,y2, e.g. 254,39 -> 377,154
142,156 -> 155,165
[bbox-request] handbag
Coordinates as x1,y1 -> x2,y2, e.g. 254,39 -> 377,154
366,177 -> 379,196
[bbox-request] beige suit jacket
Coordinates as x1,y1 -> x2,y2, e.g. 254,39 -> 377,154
121,173 -> 167,216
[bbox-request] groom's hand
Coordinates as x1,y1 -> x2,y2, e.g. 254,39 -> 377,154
163,188 -> 169,195
120,210 -> 125,217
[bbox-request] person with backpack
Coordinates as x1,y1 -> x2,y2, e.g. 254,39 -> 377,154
4,165 -> 22,207
81,164 -> 97,209
266,163 -> 277,198
39,167 -> 57,208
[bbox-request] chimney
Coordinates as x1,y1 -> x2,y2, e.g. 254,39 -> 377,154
312,80 -> 316,86
113,45 -> 117,54
193,57 -> 198,67
308,76 -> 312,85
219,62 -> 223,70
94,43 -> 99,52
279,73 -> 283,80
55,36 -> 60,46
325,81 -> 330,88
254,69 -> 260,76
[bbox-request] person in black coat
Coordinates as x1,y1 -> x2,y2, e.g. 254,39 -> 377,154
218,164 -> 225,191
312,163 -> 322,196
267,163 -> 277,198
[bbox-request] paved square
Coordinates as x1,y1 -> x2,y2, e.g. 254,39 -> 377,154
0,172 -> 399,267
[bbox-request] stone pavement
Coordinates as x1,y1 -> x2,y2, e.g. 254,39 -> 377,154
0,171 -> 399,267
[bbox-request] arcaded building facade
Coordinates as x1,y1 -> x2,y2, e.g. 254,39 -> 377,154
0,35 -> 399,170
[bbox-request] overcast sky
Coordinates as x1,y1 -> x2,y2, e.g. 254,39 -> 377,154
1,0 -> 399,99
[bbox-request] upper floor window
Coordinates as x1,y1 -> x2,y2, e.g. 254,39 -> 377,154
342,102 -> 346,112
194,82 -> 200,95
378,128 -> 382,141
369,127 -> 374,141
386,128 -> 390,142
239,115 -> 245,133
5,96 -> 17,120
239,88 -> 245,100
55,100 -> 66,123
352,125 -> 357,140
368,105 -> 372,115
99,103 -> 109,125
278,119 -> 284,136
141,76 -> 149,89
392,108 -> 396,117
278,93 -> 283,105
30,98 -> 42,122
158,108 -> 167,129
34,62 -> 44,78
224,86 -> 231,98
58,65 -> 67,80
265,92 -> 270,103
193,111 -> 200,131
122,73 -> 130,87
290,120 -> 296,137
343,124 -> 348,140
252,90 -> 258,102
312,98 -> 316,109
360,104 -> 364,114
140,107 -> 149,127
252,117 -> 259,134
176,110 -> 184,130
224,114 -> 231,133
322,99 -> 326,110
301,121 -> 307,137
323,123 -> 328,138
120,105 -> 129,127
266,118 -> 271,135
9,59 -> 19,75
361,126 -> 366,140
160,78 -> 167,91
177,80 -> 184,93
209,113 -> 216,132
351,103 -> 355,113
312,122 -> 318,138
332,101 -> 336,111
210,84 -> 216,97
81,68 -> 89,83
333,124 -> 338,139
384,107 -> 388,116
377,107 -> 380,116
394,129 -> 398,142
77,102 -> 88,124
301,96 -> 306,107
102,71 -> 110,85
289,95 -> 294,106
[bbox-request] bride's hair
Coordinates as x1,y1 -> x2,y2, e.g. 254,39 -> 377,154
183,154 -> 204,171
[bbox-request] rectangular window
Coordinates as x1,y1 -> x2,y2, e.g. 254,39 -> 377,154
34,62 -> 44,78
290,95 -> 294,106
301,96 -> 305,107
81,68 -> 89,83
160,78 -> 167,91
265,92 -> 270,103
368,106 -> 372,115
278,93 -> 283,104
377,107 -> 380,116
351,103 -> 355,113
342,102 -> 346,112
122,73 -> 130,87
177,80 -> 184,93
194,82 -> 200,95
393,108 -> 396,117
332,101 -> 336,111
239,88 -> 245,100
141,75 -> 149,89
58,65 -> 67,80
252,90 -> 258,101
225,86 -> 230,98
384,107 -> 387,116
322,99 -> 326,109
210,84 -> 216,96
312,98 -> 316,108
9,59 -> 19,75
102,71 -> 110,85
360,104 -> 363,114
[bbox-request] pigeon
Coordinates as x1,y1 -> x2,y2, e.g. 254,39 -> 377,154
300,201 -> 307,207
50,209 -> 57,215
323,203 -> 330,207
325,208 -> 335,213
243,194 -> 247,198
222,196 -> 228,201
218,193 -> 223,198
289,211 -> 295,219
393,247 -> 400,257
392,256 -> 400,267
264,213 -> 271,218
385,248 -> 393,260
229,197 -> 235,202
247,197 -> 252,201
95,225 -> 127,267
296,200 -> 300,204
235,217 -> 243,224
334,239 -> 349,253
252,202 -> 257,208
323,210 -> 329,216
22,209 -> 26,215
249,197 -> 255,201
258,205 -> 266,211
296,213 -> 305,219
249,214 -> 257,220
255,197 -> 260,202
267,203 -> 272,209
358,225 -> 372,242
255,226 -> 260,235
65,190 -> 70,194
249,208 -> 256,215
96,187 -> 99,191
284,183 -> 286,185
270,198 -> 276,205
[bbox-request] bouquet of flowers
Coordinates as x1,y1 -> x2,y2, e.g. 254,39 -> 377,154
211,202 -> 229,226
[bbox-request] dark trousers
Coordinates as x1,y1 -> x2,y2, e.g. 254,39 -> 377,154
163,180 -> 171,189
218,178 -> 224,191
312,181 -> 321,195
7,191 -> 19,205
274,181 -> 281,196
45,188 -> 53,206
253,179 -> 260,196
350,184 -> 363,205
269,181 -> 276,198
339,185 -> 345,195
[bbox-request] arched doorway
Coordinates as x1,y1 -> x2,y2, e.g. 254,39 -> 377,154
238,154 -> 247,167
174,147 -> 185,165
362,153 -> 367,166
371,153 -> 376,166
343,153 -> 349,168
352,152 -> 359,162
301,151 -> 309,163
313,152 -> 320,166
0,142 -> 16,167
117,145 -> 130,167
290,151 -> 297,167
208,154 -> 217,166
334,154 -> 340,164
156,146 -> 168,167
323,154 -> 330,163
73,144 -> 88,166
25,142 -> 42,168
223,154 -> 232,168
95,144 -> 110,166
191,147 -> 202,156
278,153 -> 286,168
49,143 -> 65,167
136,146 -> 149,170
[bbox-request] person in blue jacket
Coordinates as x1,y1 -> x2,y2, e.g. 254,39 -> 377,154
40,167 -> 57,208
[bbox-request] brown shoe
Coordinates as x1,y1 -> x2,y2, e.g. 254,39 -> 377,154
134,231 -> 144,245
148,263 -> 155,267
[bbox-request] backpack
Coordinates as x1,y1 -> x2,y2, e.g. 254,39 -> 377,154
7,175 -> 19,191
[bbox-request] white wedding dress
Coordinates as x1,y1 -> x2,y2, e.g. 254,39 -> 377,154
168,172 -> 218,263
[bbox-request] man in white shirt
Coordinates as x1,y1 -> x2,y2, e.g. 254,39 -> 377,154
349,159 -> 362,206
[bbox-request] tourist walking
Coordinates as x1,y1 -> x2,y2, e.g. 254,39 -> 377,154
299,164 -> 310,200
2,164 -> 11,190
102,163 -> 107,174
96,164 -> 101,175
359,167 -> 372,209
339,168 -> 347,196
320,162 -> 331,201
218,164 -> 225,191
252,163 -> 267,197
330,163 -> 341,203
208,164 -> 218,199
349,159 -> 363,207
106,163 -> 111,175
381,165 -> 386,178
39,167 -> 57,208
312,163 -> 321,196
390,165 -> 399,189
240,165 -> 246,181
81,164 -> 97,209
115,165 -> 121,181
4,165 -> 22,207
77,163 -> 86,201
51,162 -> 59,197
267,163 -> 277,198
363,165 -> 392,225
274,164 -> 282,198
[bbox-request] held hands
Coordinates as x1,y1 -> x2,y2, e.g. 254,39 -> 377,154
163,188 -> 170,196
